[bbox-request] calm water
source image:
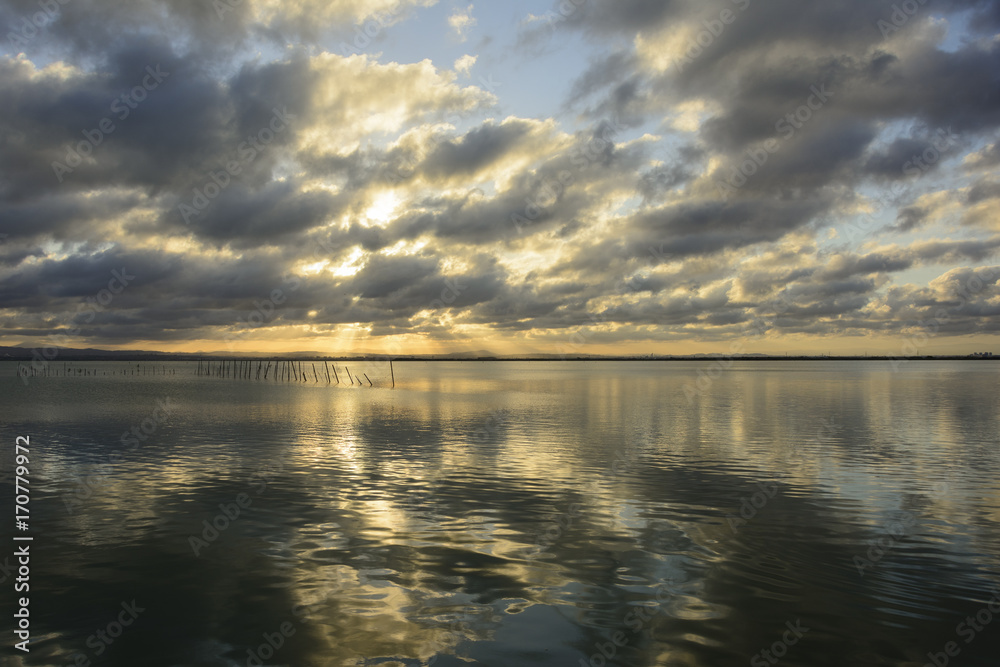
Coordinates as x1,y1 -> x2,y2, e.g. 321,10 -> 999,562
2,360 -> 999,667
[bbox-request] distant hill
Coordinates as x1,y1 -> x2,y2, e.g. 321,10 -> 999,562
1,344 -> 995,362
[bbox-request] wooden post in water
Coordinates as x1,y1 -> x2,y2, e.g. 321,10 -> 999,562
390,359 -> 394,388
312,363 -> 319,382
332,365 -> 340,384
364,373 -> 372,387
345,367 -> 354,385
324,361 -> 331,383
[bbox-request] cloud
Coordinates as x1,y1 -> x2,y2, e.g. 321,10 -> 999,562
447,4 -> 476,42
454,54 -> 476,76
2,0 -> 1000,353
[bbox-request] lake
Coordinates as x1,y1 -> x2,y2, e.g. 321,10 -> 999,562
2,360 -> 999,666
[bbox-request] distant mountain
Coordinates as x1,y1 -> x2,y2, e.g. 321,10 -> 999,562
0,345 -> 192,360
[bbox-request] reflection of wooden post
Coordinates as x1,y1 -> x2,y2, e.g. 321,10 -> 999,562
390,359 -> 395,388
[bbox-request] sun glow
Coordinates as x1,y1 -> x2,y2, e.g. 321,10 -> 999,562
363,191 -> 402,226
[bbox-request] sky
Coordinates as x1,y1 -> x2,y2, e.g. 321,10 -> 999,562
1,0 -> 999,356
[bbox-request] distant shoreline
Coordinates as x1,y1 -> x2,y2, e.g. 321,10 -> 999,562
2,354 -> 997,362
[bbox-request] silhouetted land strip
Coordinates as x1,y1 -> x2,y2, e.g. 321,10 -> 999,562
5,347 -> 997,364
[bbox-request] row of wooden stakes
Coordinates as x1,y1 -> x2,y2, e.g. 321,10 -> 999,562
195,359 -> 394,387
16,362 -> 176,377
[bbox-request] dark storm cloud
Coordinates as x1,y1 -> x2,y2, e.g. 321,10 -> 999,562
637,144 -> 705,202
179,181 -> 343,245
1,0 -> 406,61
910,238 -> 1000,264
0,246 -> 171,309
863,136 -> 950,179
564,51 -> 638,108
0,38 -> 236,201
548,0 -> 680,35
379,118 -> 648,246
710,119 -> 876,194
420,119 -> 535,178
311,252 -> 508,327
0,190 -> 149,241
894,205 -> 929,232
967,177 -> 1000,204
624,196 -> 832,260
815,253 -> 912,281
566,0 -> 999,179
